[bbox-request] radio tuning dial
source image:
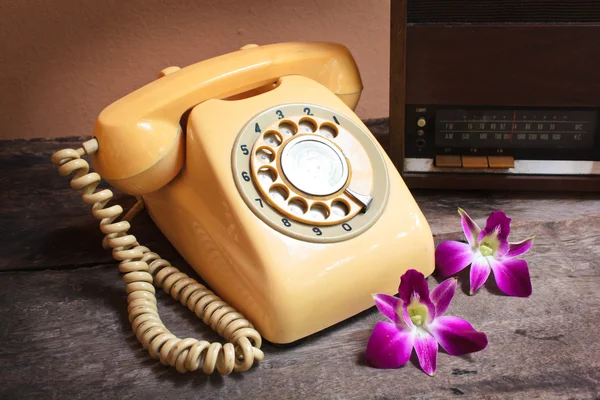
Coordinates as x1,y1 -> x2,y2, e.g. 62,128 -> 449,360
417,117 -> 427,128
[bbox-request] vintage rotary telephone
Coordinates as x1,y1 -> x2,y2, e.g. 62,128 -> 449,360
51,42 -> 434,374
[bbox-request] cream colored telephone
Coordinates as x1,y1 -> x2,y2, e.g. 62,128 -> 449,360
52,42 -> 434,375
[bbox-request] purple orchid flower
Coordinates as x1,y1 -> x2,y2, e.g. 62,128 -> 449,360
435,208 -> 535,297
365,269 -> 487,376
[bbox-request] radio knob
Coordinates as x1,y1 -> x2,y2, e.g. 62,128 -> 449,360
417,117 -> 427,128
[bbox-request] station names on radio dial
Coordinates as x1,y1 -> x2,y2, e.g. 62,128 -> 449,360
434,109 -> 597,149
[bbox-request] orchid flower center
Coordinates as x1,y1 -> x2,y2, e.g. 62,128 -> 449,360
479,244 -> 493,257
479,232 -> 500,256
407,299 -> 428,327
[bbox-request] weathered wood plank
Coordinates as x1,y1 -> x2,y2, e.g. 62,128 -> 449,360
0,217 -> 598,399
414,190 -> 600,237
0,191 -> 181,271
0,138 -> 182,271
1,135 -> 599,398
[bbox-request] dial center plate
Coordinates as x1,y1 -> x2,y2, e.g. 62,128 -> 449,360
280,136 -> 349,196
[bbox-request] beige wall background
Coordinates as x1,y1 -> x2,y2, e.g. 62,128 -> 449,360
0,0 -> 390,140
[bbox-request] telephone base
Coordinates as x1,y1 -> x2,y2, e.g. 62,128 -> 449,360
142,76 -> 434,344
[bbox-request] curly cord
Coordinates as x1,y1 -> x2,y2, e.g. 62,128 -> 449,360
51,139 -> 264,374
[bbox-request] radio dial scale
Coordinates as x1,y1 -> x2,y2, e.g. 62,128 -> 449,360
404,106 -> 600,178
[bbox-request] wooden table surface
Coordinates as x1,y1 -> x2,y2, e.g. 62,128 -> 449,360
1,137 -> 599,399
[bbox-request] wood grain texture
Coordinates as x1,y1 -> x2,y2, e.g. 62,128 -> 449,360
0,138 -> 183,271
403,173 -> 600,193
1,137 -> 599,399
388,0 -> 407,173
404,25 -> 600,107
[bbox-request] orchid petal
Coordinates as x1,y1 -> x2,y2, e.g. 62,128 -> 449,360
478,211 -> 511,255
479,210 -> 511,242
435,241 -> 476,278
469,257 -> 492,295
429,316 -> 488,356
458,208 -> 481,248
430,277 -> 457,317
414,332 -> 438,376
401,304 -> 414,328
491,258 -> 532,297
398,269 -> 431,304
372,293 -> 402,325
365,321 -> 415,369
504,236 -> 535,259
399,269 -> 436,323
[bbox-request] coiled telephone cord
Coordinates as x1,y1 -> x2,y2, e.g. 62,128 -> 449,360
51,139 -> 264,374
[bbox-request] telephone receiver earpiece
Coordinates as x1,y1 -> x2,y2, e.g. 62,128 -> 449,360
91,42 -> 363,195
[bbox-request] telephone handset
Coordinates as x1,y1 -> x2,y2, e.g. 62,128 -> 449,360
52,42 -> 434,374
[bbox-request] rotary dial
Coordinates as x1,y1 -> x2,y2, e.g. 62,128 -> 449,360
249,114 -> 367,226
232,104 -> 389,243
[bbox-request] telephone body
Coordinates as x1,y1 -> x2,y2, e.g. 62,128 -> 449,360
54,42 -> 434,371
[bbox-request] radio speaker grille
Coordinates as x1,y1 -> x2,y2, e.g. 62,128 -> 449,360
408,0 -> 600,24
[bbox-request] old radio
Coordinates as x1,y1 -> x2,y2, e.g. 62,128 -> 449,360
390,0 -> 600,191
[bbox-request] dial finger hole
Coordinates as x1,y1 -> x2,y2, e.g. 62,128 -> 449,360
319,123 -> 339,139
278,121 -> 297,138
288,197 -> 308,216
255,147 -> 275,165
309,203 -> 329,221
331,200 -> 349,218
263,131 -> 282,147
269,185 -> 289,203
298,118 -> 316,134
257,167 -> 277,184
